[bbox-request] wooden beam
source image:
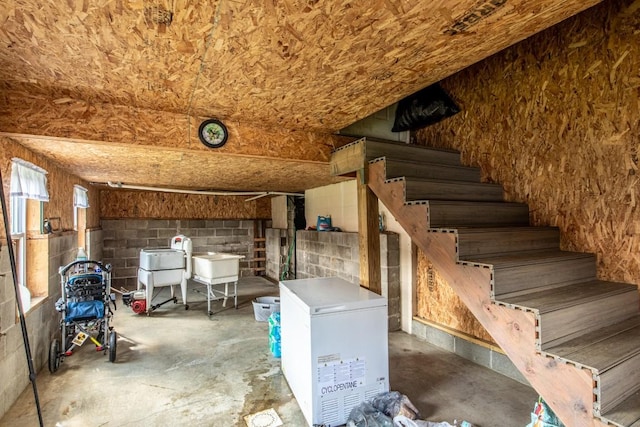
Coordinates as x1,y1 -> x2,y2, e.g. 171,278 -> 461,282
357,168 -> 381,294
0,91 -> 353,162
330,138 -> 366,176
7,136 -> 348,192
26,237 -> 48,297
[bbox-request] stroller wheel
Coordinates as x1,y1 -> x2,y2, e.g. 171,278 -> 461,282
108,331 -> 117,363
49,339 -> 61,373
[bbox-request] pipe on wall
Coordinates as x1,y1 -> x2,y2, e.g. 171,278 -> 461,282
103,182 -> 303,201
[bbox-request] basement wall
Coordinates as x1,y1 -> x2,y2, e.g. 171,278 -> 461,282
268,197 -> 289,280
266,196 -> 298,282
266,228 -> 288,281
101,219 -> 256,289
296,230 -> 401,331
1,138 -> 100,233
0,137 -> 97,419
303,180 -> 415,332
414,0 -> 640,343
99,190 -> 272,288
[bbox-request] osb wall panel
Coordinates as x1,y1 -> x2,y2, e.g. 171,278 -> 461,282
0,137 -> 100,239
100,189 -> 271,220
415,0 -> 640,332
416,250 -> 495,344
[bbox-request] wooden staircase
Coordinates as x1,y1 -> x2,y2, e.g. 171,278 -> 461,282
331,138 -> 640,427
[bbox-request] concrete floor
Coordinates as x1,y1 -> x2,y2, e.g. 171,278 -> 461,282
0,277 -> 537,426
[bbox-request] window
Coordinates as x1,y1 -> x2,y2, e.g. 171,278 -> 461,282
10,158 -> 49,311
74,185 -> 89,251
10,197 -> 26,290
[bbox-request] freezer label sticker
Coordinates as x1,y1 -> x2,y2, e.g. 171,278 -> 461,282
317,353 -> 340,364
317,357 -> 366,395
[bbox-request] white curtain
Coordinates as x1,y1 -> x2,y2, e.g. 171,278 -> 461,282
73,185 -> 90,208
10,158 -> 50,202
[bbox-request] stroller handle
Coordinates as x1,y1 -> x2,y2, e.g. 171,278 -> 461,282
59,260 -> 112,275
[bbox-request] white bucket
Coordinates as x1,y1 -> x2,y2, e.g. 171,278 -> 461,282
252,296 -> 280,322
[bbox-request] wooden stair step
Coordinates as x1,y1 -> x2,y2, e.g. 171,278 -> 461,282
600,342 -> 640,415
365,139 -> 462,166
254,247 -> 266,252
469,249 -> 597,299
254,238 -> 266,242
253,257 -> 266,262
456,227 -> 560,259
546,316 -> 640,365
501,281 -> 639,349
397,177 -> 504,202
408,200 -> 529,228
357,138 -> 640,425
543,316 -> 640,416
602,390 -> 640,427
383,158 -> 481,182
331,138 -> 463,176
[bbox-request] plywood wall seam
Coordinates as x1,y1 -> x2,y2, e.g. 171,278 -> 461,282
186,0 -> 224,146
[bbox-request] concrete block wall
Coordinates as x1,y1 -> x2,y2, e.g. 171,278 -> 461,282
266,198 -> 297,282
296,230 -> 401,331
266,228 -> 287,281
0,232 -> 77,419
101,219 -> 255,289
411,320 -> 529,386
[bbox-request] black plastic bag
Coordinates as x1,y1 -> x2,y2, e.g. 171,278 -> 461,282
392,84 -> 460,132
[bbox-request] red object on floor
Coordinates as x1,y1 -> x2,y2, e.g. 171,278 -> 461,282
131,299 -> 146,314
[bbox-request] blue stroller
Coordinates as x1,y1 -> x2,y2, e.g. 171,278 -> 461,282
49,260 -> 117,372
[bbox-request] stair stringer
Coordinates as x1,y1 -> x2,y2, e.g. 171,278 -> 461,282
368,160 -> 608,427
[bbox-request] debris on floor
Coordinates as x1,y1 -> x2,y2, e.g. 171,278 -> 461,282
370,391 -> 421,419
394,415 -> 475,427
347,391 -> 476,427
268,311 -> 281,358
243,408 -> 284,427
525,397 -> 565,427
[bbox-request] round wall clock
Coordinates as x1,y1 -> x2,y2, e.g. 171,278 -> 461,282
198,119 -> 228,148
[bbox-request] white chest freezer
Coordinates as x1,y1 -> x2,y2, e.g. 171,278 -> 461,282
280,277 -> 389,427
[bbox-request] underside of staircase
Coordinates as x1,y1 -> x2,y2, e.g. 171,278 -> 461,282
331,138 -> 640,427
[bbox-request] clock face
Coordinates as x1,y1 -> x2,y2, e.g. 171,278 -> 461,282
198,119 -> 228,148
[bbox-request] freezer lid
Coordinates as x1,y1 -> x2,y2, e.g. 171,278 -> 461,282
279,277 -> 387,314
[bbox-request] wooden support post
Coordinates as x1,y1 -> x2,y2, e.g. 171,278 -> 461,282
357,168 -> 381,294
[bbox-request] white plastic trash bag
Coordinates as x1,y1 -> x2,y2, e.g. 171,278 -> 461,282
394,415 -> 475,427
394,415 -> 454,427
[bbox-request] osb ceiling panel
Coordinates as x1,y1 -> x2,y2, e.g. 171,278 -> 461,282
0,0 -> 602,192
0,0 -> 602,132
12,136 -> 348,192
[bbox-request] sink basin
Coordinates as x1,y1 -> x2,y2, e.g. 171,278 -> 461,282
139,248 -> 185,270
192,252 -> 244,284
